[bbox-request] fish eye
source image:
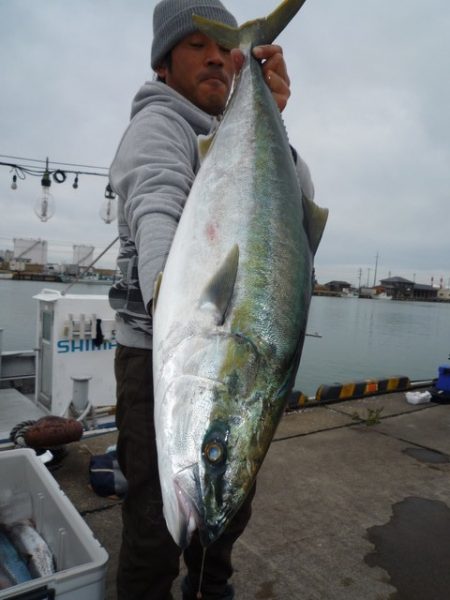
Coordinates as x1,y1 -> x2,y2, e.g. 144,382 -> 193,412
203,439 -> 226,466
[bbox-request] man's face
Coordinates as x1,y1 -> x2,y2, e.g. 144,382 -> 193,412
156,32 -> 235,116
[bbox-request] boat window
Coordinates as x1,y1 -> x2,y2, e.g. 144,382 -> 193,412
42,311 -> 52,341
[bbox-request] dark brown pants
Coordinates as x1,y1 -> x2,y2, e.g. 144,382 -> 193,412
115,344 -> 255,600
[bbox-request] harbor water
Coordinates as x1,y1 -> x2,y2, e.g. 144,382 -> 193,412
296,294 -> 450,395
1,280 -> 449,396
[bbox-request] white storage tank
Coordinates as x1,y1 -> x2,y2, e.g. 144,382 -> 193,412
72,245 -> 94,267
13,238 -> 48,265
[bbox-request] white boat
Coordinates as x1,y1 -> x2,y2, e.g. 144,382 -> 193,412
0,289 -> 117,447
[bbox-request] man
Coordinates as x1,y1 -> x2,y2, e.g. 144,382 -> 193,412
109,1 -> 314,598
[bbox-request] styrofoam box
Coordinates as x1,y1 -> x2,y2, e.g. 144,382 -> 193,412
0,448 -> 108,599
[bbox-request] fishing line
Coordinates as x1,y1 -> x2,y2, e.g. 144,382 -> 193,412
196,548 -> 207,599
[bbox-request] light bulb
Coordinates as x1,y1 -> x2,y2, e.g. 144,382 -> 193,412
35,166 -> 55,222
11,174 -> 18,190
34,187 -> 55,222
104,183 -> 115,200
99,196 -> 117,224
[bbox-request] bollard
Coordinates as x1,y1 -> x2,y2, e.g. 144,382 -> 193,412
71,375 -> 97,429
71,375 -> 92,412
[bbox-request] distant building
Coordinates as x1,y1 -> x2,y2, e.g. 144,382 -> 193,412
380,276 -> 437,301
437,288 -> 450,302
46,263 -> 63,274
324,281 -> 352,293
63,263 -> 83,278
313,280 -> 354,297
412,283 -> 438,300
9,258 -> 29,272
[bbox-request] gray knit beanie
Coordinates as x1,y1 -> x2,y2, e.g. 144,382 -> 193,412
151,0 -> 238,69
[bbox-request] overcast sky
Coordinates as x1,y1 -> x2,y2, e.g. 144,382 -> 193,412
0,0 -> 448,286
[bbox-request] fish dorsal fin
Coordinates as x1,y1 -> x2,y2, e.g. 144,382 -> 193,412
302,194 -> 329,256
199,244 -> 239,325
193,0 -> 307,49
153,271 -> 163,316
198,132 -> 216,163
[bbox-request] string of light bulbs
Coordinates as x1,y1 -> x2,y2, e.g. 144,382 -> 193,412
0,155 -> 117,224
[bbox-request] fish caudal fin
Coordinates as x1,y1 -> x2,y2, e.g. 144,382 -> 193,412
193,0 -> 308,49
199,244 -> 239,325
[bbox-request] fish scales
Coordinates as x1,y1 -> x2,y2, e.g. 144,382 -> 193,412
0,530 -> 32,587
153,0 -> 327,548
7,521 -> 55,579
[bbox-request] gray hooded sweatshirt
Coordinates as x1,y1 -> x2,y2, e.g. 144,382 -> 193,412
109,80 -> 314,349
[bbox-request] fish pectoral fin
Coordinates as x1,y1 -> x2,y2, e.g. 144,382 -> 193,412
302,194 -> 329,256
199,244 -> 239,325
153,271 -> 163,316
198,132 -> 216,163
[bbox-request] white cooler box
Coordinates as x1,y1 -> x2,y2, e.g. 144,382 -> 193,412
0,449 -> 108,599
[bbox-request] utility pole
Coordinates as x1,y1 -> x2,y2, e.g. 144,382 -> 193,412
373,252 -> 379,286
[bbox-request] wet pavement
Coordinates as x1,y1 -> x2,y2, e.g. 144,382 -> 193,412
365,497 -> 450,600
48,390 -> 450,599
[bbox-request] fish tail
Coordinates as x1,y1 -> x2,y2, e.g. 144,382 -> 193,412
193,0 -> 308,49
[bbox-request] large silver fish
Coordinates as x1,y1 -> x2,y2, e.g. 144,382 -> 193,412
153,0 -> 328,548
6,520 -> 55,579
0,530 -> 32,587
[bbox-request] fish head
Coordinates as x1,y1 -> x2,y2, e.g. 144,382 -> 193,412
159,331 -> 273,548
195,411 -> 260,547
170,415 -> 237,548
171,402 -> 262,548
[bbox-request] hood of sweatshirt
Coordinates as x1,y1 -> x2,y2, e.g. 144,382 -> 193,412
130,80 -> 219,136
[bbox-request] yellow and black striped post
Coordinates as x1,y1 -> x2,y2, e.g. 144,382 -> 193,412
315,376 -> 410,403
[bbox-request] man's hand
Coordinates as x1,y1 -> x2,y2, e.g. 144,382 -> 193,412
231,45 -> 291,112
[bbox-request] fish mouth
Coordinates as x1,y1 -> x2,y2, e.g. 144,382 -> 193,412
173,468 -> 229,548
198,514 -> 229,547
173,472 -> 202,548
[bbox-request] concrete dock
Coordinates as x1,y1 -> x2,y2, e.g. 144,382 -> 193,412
51,390 -> 450,599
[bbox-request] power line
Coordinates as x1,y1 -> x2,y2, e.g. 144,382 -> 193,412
0,154 -> 116,223
0,160 -> 109,179
0,153 -> 109,171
